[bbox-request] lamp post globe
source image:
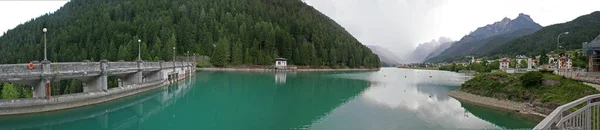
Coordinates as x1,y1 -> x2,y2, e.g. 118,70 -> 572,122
43,28 -> 47,33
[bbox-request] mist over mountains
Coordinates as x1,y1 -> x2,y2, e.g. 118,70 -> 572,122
367,45 -> 403,67
407,37 -> 455,63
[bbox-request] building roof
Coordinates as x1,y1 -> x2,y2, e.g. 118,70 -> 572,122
499,58 -> 511,62
583,34 -> 600,55
274,58 -> 288,61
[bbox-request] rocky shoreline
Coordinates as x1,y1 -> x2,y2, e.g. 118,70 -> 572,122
448,90 -> 547,118
196,67 -> 379,72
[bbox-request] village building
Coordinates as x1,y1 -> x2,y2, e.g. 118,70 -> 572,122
499,58 -> 511,70
274,58 -> 288,69
583,34 -> 600,72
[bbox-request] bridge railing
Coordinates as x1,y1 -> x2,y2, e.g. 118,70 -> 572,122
162,62 -> 175,68
107,62 -> 138,71
51,62 -> 101,73
0,63 -> 43,79
534,94 -> 600,129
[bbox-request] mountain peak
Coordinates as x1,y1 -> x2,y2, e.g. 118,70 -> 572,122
516,13 -> 534,22
501,17 -> 511,22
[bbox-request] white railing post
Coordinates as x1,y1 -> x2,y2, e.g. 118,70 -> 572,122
588,100 -> 592,130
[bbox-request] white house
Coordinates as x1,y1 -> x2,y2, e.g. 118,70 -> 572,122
499,58 -> 511,70
274,58 -> 288,69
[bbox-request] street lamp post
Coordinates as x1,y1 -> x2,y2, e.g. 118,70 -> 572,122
556,32 -> 569,73
43,28 -> 47,61
173,47 -> 176,61
137,39 -> 141,61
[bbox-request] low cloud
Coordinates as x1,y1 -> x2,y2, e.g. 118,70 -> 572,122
302,0 -> 448,59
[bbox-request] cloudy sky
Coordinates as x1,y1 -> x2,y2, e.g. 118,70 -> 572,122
1,0 -> 599,58
303,0 -> 600,58
0,1 -> 68,35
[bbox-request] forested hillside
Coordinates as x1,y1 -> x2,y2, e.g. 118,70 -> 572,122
0,0 -> 380,68
486,11 -> 600,56
425,14 -> 541,63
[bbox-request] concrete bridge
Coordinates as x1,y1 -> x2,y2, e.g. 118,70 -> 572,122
0,77 -> 196,129
0,60 -> 195,115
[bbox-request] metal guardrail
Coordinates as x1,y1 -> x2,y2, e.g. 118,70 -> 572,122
534,94 -> 600,129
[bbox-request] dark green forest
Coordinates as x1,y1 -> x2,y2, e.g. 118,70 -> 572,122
0,0 -> 380,68
0,0 -> 380,99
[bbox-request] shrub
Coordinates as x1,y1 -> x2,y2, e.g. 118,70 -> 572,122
538,68 -> 554,74
1,83 -> 20,99
520,71 -> 543,88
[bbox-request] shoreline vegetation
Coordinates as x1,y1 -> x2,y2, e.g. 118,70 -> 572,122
449,71 -> 599,118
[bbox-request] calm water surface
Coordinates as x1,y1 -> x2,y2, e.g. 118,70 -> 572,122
0,68 -> 539,129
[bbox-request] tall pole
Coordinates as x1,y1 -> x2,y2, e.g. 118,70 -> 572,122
43,28 -> 47,61
137,39 -> 141,61
557,32 -> 569,52
173,47 -> 176,61
556,32 -> 569,72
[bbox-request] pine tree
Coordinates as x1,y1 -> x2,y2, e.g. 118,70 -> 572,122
211,37 -> 231,67
163,33 -> 177,61
230,40 -> 243,65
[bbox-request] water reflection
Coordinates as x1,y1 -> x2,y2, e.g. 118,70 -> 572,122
183,71 -> 370,130
0,69 -> 537,130
308,68 -> 534,129
0,76 -> 196,130
274,71 -> 296,84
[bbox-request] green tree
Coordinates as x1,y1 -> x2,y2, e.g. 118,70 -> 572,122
117,44 -> 130,61
519,60 -> 528,68
151,36 -> 163,61
163,33 -> 177,61
230,41 -> 243,65
1,83 -> 20,99
486,60 -> 500,72
539,49 -> 549,66
510,60 -> 517,68
520,71 -> 543,88
211,37 -> 231,67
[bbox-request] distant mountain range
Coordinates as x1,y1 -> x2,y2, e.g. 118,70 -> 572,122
367,45 -> 403,67
408,37 -> 454,62
426,13 -> 542,62
486,11 -> 600,57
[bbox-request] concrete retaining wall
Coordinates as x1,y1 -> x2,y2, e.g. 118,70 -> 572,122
0,68 -> 194,116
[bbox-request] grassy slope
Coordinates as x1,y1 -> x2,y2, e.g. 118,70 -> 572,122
459,72 -> 598,106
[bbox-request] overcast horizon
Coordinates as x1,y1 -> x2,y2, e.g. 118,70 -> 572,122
2,0 -> 600,59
